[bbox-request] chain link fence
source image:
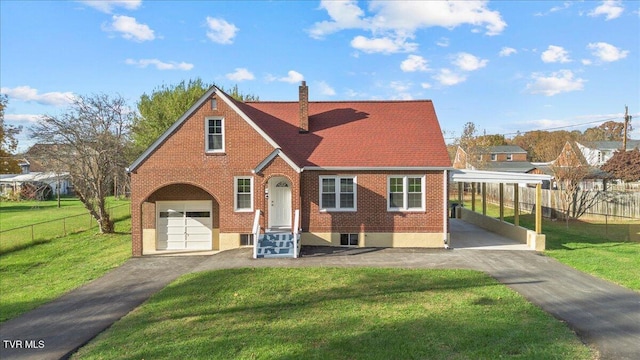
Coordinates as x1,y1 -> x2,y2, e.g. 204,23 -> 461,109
0,203 -> 130,254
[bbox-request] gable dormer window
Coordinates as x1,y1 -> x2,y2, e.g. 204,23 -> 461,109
206,117 -> 224,153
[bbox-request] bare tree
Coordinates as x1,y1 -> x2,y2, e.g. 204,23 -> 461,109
549,142 -> 597,226
31,93 -> 132,233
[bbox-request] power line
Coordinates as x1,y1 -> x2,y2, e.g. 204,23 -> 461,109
502,116 -> 622,136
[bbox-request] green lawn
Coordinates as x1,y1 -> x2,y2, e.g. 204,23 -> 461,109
0,197 -> 127,231
0,197 -> 130,254
461,199 -> 640,291
0,216 -> 131,322
72,267 -> 592,360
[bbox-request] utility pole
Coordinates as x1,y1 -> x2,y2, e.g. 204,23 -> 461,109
623,105 -> 631,151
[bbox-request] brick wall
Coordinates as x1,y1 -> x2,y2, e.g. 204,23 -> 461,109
301,170 -> 445,233
130,93 -> 281,256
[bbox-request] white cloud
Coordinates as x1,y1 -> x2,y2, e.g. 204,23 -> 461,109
433,68 -> 467,86
104,15 -> 155,42
350,35 -> 417,54
581,59 -> 593,65
226,68 -> 255,81
367,1 -> 507,36
587,42 -> 629,62
541,45 -> 571,63
420,82 -> 432,89
535,2 -> 572,16
206,17 -> 238,44
436,37 -> 449,47
589,0 -> 624,20
453,52 -> 488,71
268,70 -> 304,84
499,47 -> 517,57
400,55 -> 429,72
310,0 -> 506,54
0,86 -> 75,106
526,70 -> 585,96
4,114 -> 41,123
390,81 -> 411,93
317,81 -> 336,96
308,0 -> 367,39
125,58 -> 193,70
79,0 -> 141,14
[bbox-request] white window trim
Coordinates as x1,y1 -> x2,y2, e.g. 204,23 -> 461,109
205,116 -> 225,153
506,154 -> 513,161
491,153 -> 497,161
319,175 -> 357,212
234,176 -> 253,212
387,175 -> 426,212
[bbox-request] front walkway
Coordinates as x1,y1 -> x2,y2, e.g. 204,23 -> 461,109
1,222 -> 639,360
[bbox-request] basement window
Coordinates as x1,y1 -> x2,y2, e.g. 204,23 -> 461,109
240,234 -> 254,246
340,233 -> 359,246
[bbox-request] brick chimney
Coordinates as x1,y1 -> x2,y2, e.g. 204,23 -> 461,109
299,81 -> 309,133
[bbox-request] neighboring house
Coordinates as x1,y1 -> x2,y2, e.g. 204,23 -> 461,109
453,145 -> 535,173
127,82 -> 452,257
0,144 -> 73,196
0,171 -> 72,196
576,140 -> 640,167
532,141 -> 609,190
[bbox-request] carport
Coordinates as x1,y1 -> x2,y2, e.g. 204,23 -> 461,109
450,170 -> 552,250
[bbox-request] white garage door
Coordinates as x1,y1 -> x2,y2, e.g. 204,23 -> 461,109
157,201 -> 212,250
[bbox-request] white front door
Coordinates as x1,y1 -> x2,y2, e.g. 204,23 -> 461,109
269,178 -> 292,229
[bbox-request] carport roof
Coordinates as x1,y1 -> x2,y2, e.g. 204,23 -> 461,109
450,169 -> 551,185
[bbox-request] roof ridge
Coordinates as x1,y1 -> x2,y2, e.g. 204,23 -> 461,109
245,99 -> 434,104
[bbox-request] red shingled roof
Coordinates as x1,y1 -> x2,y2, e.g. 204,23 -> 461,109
236,100 -> 451,168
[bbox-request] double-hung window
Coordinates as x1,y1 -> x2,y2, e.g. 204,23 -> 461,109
387,176 -> 425,211
234,177 -> 253,212
206,117 -> 224,153
319,176 -> 356,211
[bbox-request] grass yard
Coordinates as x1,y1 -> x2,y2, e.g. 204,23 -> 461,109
461,199 -> 640,291
1,197 -> 95,230
72,267 -> 593,360
0,216 -> 131,322
0,197 -> 130,254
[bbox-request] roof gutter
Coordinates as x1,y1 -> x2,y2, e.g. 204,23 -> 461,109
301,166 -> 453,172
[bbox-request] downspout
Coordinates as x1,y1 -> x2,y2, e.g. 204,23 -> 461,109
443,169 -> 450,249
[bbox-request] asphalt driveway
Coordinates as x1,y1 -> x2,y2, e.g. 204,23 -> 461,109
1,221 -> 639,360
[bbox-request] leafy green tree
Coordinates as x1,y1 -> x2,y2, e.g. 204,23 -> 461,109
0,95 -> 22,174
131,78 -> 259,155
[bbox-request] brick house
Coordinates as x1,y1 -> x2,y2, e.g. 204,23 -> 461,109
128,82 -> 451,257
453,145 -> 535,173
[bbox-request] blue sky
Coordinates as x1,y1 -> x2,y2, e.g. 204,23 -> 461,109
1,0 -> 638,152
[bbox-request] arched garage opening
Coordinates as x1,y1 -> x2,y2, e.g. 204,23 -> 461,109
141,184 -> 219,254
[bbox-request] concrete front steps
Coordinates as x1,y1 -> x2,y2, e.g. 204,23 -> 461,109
255,232 -> 301,258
